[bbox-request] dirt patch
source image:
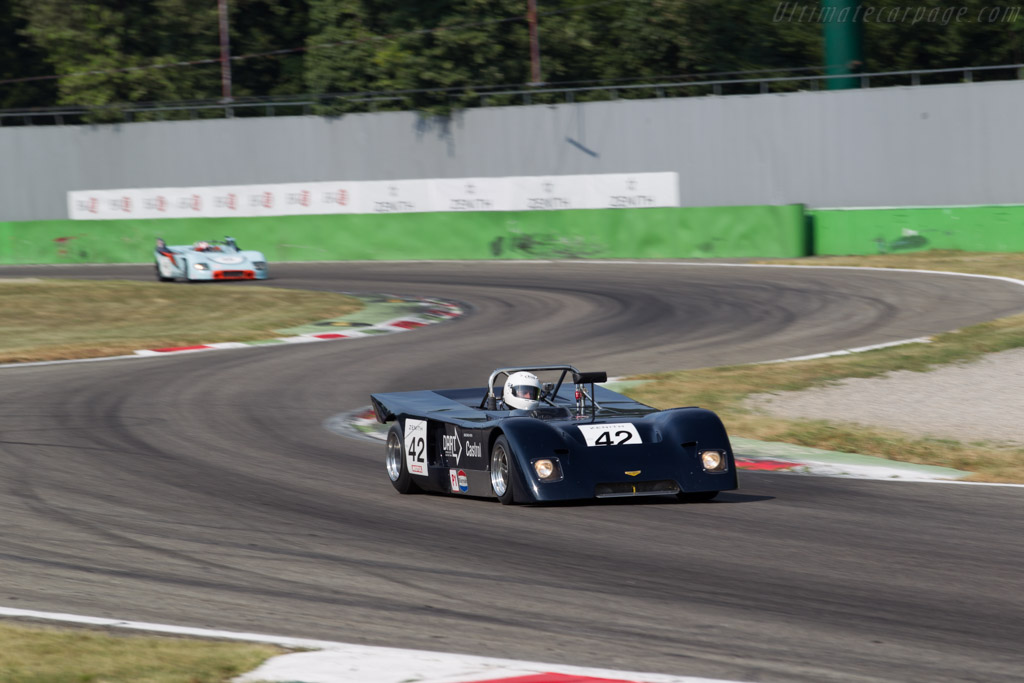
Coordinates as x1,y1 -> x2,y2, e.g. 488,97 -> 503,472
747,348 -> 1024,446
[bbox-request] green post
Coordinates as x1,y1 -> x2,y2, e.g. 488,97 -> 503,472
822,0 -> 864,90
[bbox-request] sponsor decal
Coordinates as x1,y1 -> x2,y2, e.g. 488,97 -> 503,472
442,426 -> 485,469
442,429 -> 463,466
450,197 -> 493,210
526,180 -> 571,210
109,196 -> 132,213
215,193 -> 238,210
449,468 -> 470,493
449,184 -> 494,210
374,200 -> 415,212
608,194 -> 655,208
372,185 -> 416,213
287,190 -> 311,207
578,423 -> 642,447
248,191 -> 275,209
608,177 -> 655,207
404,419 -> 428,477
176,194 -> 202,212
144,195 -> 168,212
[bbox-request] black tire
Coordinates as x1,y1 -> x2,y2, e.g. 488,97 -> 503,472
385,423 -> 420,494
678,490 -> 719,503
489,435 -> 519,505
155,262 -> 172,282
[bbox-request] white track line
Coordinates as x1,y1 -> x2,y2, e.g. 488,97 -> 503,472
756,337 -> 933,363
0,607 -> 739,683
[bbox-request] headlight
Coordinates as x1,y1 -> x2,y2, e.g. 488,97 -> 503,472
700,450 -> 727,472
193,263 -> 209,271
252,261 -> 266,270
534,459 -> 555,478
532,458 -> 562,481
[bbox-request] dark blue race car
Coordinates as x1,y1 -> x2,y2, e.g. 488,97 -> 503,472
370,365 -> 737,504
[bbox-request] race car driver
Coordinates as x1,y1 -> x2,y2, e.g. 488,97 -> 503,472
503,371 -> 542,411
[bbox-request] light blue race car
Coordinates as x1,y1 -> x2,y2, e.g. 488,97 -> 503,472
155,237 -> 268,282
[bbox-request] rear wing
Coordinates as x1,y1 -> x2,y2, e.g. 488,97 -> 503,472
370,389 -> 481,424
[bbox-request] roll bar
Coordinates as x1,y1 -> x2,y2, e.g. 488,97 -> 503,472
480,364 -> 606,413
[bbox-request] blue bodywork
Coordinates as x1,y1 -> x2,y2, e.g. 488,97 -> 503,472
371,372 -> 737,504
155,236 -> 268,282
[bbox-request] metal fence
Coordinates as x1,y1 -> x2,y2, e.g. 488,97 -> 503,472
6,77 -> 1024,220
2,63 -> 1021,126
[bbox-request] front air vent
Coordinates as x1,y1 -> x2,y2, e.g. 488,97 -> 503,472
595,480 -> 680,498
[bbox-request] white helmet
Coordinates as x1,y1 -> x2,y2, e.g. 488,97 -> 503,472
503,371 -> 541,410
195,241 -> 210,251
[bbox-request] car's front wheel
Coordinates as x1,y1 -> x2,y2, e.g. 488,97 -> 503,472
385,423 -> 419,494
490,435 -> 518,505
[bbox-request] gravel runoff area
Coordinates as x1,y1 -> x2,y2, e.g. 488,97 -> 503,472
747,347 -> 1024,446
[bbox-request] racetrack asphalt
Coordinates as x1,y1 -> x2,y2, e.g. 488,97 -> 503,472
0,261 -> 1022,683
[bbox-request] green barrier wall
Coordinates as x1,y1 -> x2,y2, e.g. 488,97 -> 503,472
811,206 -> 1024,255
0,205 -> 808,265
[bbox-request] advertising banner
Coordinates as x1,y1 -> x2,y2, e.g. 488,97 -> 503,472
67,173 -> 678,220
509,173 -> 679,211
429,177 -> 511,212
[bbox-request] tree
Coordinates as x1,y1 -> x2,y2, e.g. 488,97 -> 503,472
305,0 -> 538,114
682,0 -> 823,92
16,0 -> 222,117
230,0 -> 310,98
0,0 -> 57,110
863,0 -> 1024,78
6,0 -> 1024,116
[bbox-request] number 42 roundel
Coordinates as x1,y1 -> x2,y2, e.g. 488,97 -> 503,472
404,418 -> 429,476
578,423 -> 642,447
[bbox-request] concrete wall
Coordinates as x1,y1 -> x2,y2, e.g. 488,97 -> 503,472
3,79 -> 1023,221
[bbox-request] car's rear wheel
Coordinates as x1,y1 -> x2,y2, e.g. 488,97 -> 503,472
385,423 -> 419,494
490,436 -> 518,505
678,490 -> 718,503
155,262 -> 172,282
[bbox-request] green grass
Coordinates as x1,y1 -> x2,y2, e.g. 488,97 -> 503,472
0,279 -> 362,363
760,249 -> 1024,279
0,621 -> 283,683
626,252 -> 1024,483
